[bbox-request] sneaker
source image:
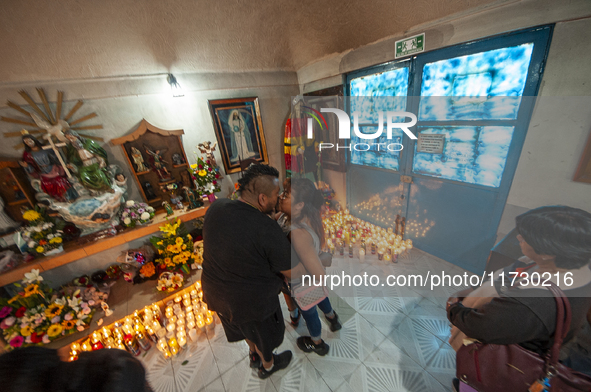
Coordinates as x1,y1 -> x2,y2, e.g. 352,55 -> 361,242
326,312 -> 342,332
296,336 -> 329,356
257,350 -> 293,379
249,351 -> 261,369
290,312 -> 301,327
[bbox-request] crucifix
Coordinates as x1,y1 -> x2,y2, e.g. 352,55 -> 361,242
41,133 -> 72,179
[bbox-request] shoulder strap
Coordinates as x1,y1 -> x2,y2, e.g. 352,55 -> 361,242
546,282 -> 572,368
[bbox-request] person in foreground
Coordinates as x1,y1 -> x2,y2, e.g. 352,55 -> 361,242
0,346 -> 151,392
447,205 -> 591,391
201,163 -> 293,379
280,178 -> 341,356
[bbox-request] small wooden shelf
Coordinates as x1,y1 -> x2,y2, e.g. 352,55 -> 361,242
173,163 -> 188,168
147,197 -> 162,203
135,171 -> 151,176
0,204 -> 209,287
8,199 -> 30,206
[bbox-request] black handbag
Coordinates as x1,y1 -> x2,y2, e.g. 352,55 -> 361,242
456,283 -> 591,391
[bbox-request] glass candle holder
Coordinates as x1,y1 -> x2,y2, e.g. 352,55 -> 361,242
189,329 -> 198,342
194,281 -> 202,290
183,299 -> 191,307
186,320 -> 195,330
197,319 -> 205,331
177,318 -> 185,327
166,323 -> 176,333
156,328 -> 167,339
184,306 -> 193,314
178,335 -> 187,348
170,345 -> 179,356
182,293 -> 190,300
177,311 -> 185,320
168,315 -> 177,325
174,296 -> 182,304
190,289 -> 198,299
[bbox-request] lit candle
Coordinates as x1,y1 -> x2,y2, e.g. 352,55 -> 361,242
166,323 -> 176,333
186,320 -> 195,330
81,340 -> 92,352
359,248 -> 365,263
182,293 -> 190,300
170,345 -> 179,356
184,306 -> 193,314
197,319 -> 205,332
194,281 -> 202,290
178,335 -> 187,348
168,315 -> 177,325
168,337 -> 180,350
189,329 -> 198,342
205,316 -> 214,328
183,299 -> 191,307
174,296 -> 182,304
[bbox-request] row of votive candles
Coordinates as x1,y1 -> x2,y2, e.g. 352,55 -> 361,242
70,281 -> 215,360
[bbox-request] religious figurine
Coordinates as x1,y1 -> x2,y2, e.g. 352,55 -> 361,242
144,145 -> 172,182
171,153 -> 185,166
142,181 -> 157,200
180,170 -> 192,188
101,301 -> 113,317
0,196 -> 18,233
183,186 -> 202,210
197,141 -> 218,168
114,173 -> 128,200
64,130 -> 113,193
162,201 -> 174,216
20,132 -> 78,202
131,147 -> 149,172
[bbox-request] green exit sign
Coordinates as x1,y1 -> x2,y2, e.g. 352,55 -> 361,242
395,33 -> 425,58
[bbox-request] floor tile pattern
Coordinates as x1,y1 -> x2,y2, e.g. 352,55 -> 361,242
138,249 -> 465,391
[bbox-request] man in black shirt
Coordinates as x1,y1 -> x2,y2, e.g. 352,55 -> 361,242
202,164 -> 293,379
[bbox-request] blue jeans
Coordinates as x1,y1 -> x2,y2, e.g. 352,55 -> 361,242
300,297 -> 333,340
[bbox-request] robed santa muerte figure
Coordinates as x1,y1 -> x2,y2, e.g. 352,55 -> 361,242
20,132 -> 79,202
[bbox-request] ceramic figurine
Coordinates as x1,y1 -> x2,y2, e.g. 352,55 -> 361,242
20,132 -> 78,202
172,153 -> 185,166
162,201 -> 174,216
0,197 -> 18,233
143,181 -> 157,200
197,141 -> 218,168
180,170 -> 192,188
185,186 -> 203,209
101,301 -> 113,317
64,130 -> 113,192
131,147 -> 149,172
144,145 -> 172,182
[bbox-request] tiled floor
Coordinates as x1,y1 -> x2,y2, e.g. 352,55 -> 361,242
140,248 -> 469,392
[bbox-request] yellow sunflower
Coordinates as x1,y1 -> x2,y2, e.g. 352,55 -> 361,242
62,319 -> 76,330
20,325 -> 33,337
45,303 -> 64,318
47,324 -> 63,338
23,284 -> 40,298
36,246 -> 45,253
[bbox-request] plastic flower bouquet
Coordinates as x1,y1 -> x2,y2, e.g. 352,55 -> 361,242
0,269 -> 94,350
150,219 -> 195,274
120,200 -> 155,228
20,209 -> 64,257
156,271 -> 184,292
189,156 -> 221,196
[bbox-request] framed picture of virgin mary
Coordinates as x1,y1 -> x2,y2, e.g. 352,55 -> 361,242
207,97 -> 269,174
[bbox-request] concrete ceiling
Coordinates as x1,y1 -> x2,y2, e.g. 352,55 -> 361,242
0,0 -> 498,83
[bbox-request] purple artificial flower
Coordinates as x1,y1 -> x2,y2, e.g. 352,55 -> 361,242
130,212 -> 137,218
0,306 -> 11,318
137,208 -> 145,214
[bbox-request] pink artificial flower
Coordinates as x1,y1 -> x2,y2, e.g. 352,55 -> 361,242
51,316 -> 60,324
25,335 -> 33,344
64,313 -> 73,321
42,334 -> 50,344
9,335 -> 24,348
0,306 -> 11,318
1,316 -> 16,329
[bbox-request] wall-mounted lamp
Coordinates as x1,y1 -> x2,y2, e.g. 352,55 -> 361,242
167,74 -> 184,97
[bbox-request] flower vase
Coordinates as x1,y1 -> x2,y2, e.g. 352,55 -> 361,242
207,194 -> 217,203
44,246 -> 64,256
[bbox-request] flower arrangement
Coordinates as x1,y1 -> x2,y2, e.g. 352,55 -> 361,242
189,156 -> 221,196
139,262 -> 156,278
150,219 -> 195,274
156,271 -> 184,292
20,209 -> 63,256
0,269 -> 94,350
120,200 -> 155,228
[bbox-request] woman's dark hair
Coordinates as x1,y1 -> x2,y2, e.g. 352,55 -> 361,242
516,205 -> 591,269
22,134 -> 44,152
291,178 -> 325,248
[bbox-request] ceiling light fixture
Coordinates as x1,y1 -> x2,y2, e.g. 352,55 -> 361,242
167,74 -> 184,97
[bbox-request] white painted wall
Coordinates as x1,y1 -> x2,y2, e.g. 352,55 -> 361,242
0,71 -> 299,200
